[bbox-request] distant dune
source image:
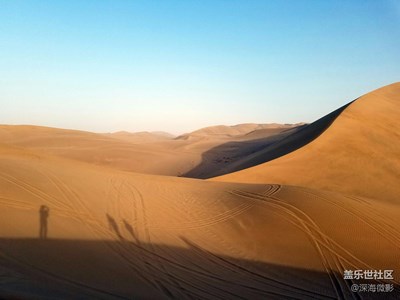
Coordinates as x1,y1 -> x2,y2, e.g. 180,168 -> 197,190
176,123 -> 301,140
1,83 -> 399,299
103,130 -> 175,144
0,125 -> 197,176
214,82 -> 400,203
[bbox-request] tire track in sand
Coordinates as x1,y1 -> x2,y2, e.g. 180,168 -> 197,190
229,188 -> 352,299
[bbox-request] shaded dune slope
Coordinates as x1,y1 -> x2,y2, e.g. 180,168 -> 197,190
184,101 -> 352,179
182,126 -> 304,178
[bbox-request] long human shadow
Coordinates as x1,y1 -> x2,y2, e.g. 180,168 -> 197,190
0,235 -> 398,300
122,219 -> 139,244
106,213 -> 124,241
182,100 -> 355,179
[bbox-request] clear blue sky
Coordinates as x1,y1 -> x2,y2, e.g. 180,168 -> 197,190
0,0 -> 399,134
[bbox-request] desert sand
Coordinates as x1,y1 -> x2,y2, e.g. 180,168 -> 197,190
0,83 -> 399,299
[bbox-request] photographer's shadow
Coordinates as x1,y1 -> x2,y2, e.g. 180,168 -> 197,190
39,205 -> 49,240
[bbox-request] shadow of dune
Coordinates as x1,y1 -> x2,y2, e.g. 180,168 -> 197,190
0,237 -> 395,299
182,100 -> 355,179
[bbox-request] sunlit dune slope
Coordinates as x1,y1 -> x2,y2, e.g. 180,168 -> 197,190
0,145 -> 399,299
214,82 -> 400,203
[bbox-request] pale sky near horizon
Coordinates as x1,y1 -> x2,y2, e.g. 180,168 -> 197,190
0,1 -> 399,135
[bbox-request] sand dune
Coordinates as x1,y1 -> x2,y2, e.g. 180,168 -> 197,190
0,143 -> 399,299
1,83 -> 399,299
215,82 -> 400,203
